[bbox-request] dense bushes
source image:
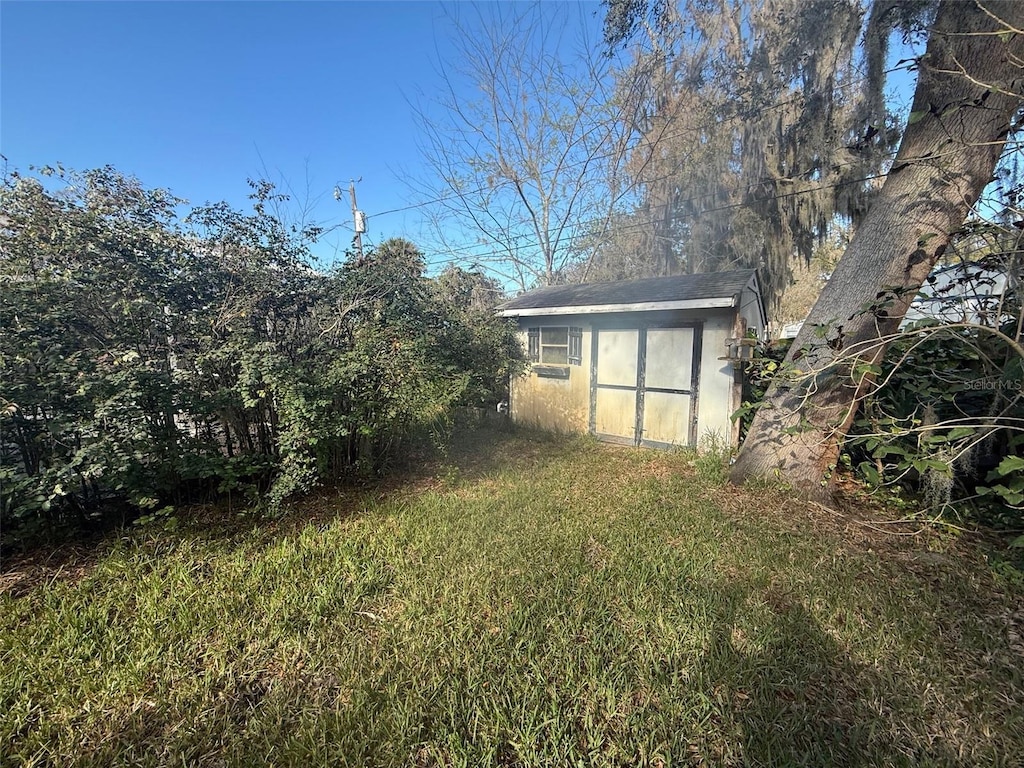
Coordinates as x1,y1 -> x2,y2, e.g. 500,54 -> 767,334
843,268 -> 1023,524
0,167 -> 522,542
738,241 -> 1022,527
838,244 -> 1022,524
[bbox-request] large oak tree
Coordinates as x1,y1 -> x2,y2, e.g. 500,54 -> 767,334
729,0 -> 1024,496
601,0 -> 904,307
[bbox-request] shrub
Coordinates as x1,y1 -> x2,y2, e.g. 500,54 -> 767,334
0,167 -> 522,544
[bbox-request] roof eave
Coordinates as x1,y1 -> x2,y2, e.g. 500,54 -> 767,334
498,296 -> 737,317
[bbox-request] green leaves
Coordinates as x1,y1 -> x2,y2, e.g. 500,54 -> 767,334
843,269 -> 1024,526
978,457 -> 1024,509
2,167 -> 519,540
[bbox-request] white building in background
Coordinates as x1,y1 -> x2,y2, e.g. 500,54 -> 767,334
904,259 -> 1017,327
775,257 -> 1019,340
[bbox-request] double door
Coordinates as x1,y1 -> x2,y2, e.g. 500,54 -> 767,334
591,324 -> 701,448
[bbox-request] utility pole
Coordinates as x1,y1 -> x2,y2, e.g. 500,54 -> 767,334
349,180 -> 365,260
334,179 -> 368,261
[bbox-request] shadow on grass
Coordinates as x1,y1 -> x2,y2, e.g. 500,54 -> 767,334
697,580 -> 960,766
172,575 -> 982,766
5,424 -> 1022,765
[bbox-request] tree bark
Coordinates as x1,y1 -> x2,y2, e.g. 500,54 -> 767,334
730,0 -> 1024,498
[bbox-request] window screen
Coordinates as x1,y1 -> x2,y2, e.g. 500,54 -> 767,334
540,327 -> 569,364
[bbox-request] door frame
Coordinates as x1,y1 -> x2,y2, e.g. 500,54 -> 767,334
588,320 -> 703,448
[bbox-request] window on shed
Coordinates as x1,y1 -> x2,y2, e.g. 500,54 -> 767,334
527,326 -> 583,366
541,327 -> 569,364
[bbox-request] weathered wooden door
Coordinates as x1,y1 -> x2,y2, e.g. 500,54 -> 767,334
591,324 -> 701,448
592,329 -> 640,445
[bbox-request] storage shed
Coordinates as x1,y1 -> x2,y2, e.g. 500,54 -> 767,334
497,270 -> 766,448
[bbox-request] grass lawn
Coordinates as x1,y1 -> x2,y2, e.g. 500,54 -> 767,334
2,427 -> 1023,767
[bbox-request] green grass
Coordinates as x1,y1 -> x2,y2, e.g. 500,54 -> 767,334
2,427 -> 1023,767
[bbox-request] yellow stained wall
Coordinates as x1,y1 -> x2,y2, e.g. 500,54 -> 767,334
510,322 -> 591,434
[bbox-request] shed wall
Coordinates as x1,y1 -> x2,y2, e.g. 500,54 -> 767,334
511,319 -> 591,433
510,308 -> 741,447
739,284 -> 767,339
695,312 -> 739,446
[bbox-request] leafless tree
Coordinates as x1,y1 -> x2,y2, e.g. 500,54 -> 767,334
411,2 -> 656,291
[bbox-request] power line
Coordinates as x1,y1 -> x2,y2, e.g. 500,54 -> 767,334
420,135 -> 1024,276
407,144 -> 903,267
420,167 -> 894,273
349,129 -> 1022,277
368,62 -> 918,220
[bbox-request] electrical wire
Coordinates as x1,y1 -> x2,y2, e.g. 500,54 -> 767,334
415,130 -> 1024,274
367,62 -> 918,220
415,167 -> 894,272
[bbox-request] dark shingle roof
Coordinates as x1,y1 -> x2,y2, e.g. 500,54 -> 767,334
497,270 -> 757,313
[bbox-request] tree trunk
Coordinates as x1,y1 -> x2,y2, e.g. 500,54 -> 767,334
730,0 -> 1024,498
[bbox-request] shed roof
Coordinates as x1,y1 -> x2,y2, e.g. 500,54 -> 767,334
497,270 -> 759,317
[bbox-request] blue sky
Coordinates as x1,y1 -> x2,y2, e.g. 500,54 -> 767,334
2,1 -> 608,266
3,1 -> 925,273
